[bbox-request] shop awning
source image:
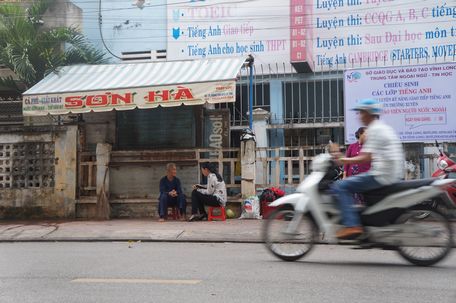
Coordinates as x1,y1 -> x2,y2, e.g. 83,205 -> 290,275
22,57 -> 247,116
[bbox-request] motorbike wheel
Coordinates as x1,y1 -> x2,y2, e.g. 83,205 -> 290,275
395,206 -> 453,266
263,206 -> 317,262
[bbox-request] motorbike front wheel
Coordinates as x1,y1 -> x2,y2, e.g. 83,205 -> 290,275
395,206 -> 453,266
263,206 -> 318,262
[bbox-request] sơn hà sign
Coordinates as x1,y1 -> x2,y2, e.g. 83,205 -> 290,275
344,62 -> 456,143
22,81 -> 236,116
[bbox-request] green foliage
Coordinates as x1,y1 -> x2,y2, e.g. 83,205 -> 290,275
0,0 -> 108,91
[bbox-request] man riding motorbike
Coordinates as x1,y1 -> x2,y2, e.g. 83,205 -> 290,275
332,98 -> 405,239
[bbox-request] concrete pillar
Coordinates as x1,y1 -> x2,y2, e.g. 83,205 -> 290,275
269,79 -> 285,184
241,139 -> 256,197
252,108 -> 270,185
54,125 -> 78,217
96,143 -> 112,196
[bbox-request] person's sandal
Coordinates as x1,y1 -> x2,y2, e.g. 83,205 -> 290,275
188,214 -> 200,222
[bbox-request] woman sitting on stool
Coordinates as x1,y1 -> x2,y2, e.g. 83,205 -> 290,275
188,162 -> 227,221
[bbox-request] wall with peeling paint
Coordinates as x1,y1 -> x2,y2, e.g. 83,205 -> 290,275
0,126 -> 77,219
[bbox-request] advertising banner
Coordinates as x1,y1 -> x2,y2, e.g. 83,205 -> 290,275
310,0 -> 456,71
166,0 -> 291,70
344,62 -> 456,143
22,81 -> 236,116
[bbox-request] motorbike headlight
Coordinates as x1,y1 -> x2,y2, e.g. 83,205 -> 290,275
437,160 -> 449,170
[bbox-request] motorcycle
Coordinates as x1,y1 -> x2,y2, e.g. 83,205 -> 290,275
432,141 -> 456,179
430,141 -> 456,218
263,152 -> 455,266
432,141 -> 456,197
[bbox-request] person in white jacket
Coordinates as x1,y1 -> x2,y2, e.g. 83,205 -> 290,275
188,162 -> 227,221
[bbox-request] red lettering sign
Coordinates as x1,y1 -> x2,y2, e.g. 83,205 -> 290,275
147,90 -> 171,102
111,93 -> 133,105
86,95 -> 108,107
65,93 -> 134,108
65,96 -> 83,108
146,86 -> 194,103
174,86 -> 194,100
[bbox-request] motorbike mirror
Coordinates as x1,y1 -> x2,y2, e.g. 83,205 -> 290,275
435,140 -> 443,156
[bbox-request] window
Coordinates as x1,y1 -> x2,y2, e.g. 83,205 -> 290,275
116,107 -> 196,149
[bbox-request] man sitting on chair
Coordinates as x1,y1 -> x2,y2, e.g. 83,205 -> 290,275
158,163 -> 187,221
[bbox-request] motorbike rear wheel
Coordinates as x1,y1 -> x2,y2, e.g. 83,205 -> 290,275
263,206 -> 317,262
395,206 -> 453,266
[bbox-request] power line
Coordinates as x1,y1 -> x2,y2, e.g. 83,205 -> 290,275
97,0 -> 121,59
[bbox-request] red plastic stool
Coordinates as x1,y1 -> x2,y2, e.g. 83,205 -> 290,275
208,206 -> 226,221
167,206 -> 180,220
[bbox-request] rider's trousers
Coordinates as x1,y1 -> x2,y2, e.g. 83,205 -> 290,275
330,173 -> 383,227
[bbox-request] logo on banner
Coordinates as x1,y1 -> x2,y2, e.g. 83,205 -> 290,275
172,28 -> 181,40
346,71 -> 362,83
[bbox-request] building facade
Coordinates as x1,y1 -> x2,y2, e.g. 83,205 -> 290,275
2,0 -> 456,219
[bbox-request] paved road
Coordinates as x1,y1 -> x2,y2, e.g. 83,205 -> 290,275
1,243 -> 455,303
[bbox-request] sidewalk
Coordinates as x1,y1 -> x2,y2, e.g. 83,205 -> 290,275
1,219 -> 455,244
0,219 -> 264,243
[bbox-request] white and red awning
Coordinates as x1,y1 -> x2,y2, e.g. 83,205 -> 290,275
22,57 -> 246,116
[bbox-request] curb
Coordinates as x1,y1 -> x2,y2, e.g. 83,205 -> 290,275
0,238 -> 263,243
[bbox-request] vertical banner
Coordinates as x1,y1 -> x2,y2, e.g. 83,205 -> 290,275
204,109 -> 230,157
290,0 -> 314,67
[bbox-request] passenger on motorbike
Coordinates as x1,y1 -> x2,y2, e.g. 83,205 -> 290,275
332,99 -> 405,239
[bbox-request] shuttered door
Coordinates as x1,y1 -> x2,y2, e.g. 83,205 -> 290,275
116,107 -> 195,149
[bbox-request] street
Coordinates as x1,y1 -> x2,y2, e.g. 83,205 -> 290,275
1,242 -> 455,303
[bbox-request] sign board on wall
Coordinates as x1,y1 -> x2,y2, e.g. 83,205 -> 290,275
344,62 -> 456,143
166,0 -> 291,70
310,0 -> 456,71
23,81 -> 236,116
204,109 -> 230,157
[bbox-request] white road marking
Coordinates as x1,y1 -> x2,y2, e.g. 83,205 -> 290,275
72,278 -> 202,285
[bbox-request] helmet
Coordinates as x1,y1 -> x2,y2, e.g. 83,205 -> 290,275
240,128 -> 256,141
351,98 -> 383,115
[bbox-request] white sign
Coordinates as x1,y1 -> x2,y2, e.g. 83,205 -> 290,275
166,0 -> 291,70
311,0 -> 456,71
344,62 -> 456,143
22,81 -> 236,116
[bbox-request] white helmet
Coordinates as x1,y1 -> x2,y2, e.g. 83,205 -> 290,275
351,98 -> 383,115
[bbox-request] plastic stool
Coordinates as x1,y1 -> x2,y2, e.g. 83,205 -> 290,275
208,206 -> 226,221
167,206 -> 180,220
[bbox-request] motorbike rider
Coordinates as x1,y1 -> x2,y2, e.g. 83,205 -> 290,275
332,98 -> 404,239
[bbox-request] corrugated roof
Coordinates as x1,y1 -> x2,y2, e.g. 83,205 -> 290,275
23,57 -> 246,96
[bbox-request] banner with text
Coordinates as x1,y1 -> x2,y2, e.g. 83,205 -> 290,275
311,0 -> 456,71
23,81 -> 236,116
344,62 -> 456,143
204,109 -> 230,157
166,0 -> 291,71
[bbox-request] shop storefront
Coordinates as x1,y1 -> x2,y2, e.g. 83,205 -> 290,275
20,57 -> 247,218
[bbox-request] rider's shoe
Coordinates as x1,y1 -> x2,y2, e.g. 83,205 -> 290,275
336,226 -> 363,239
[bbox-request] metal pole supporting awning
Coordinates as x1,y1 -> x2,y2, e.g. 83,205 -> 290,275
22,57 -> 249,116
